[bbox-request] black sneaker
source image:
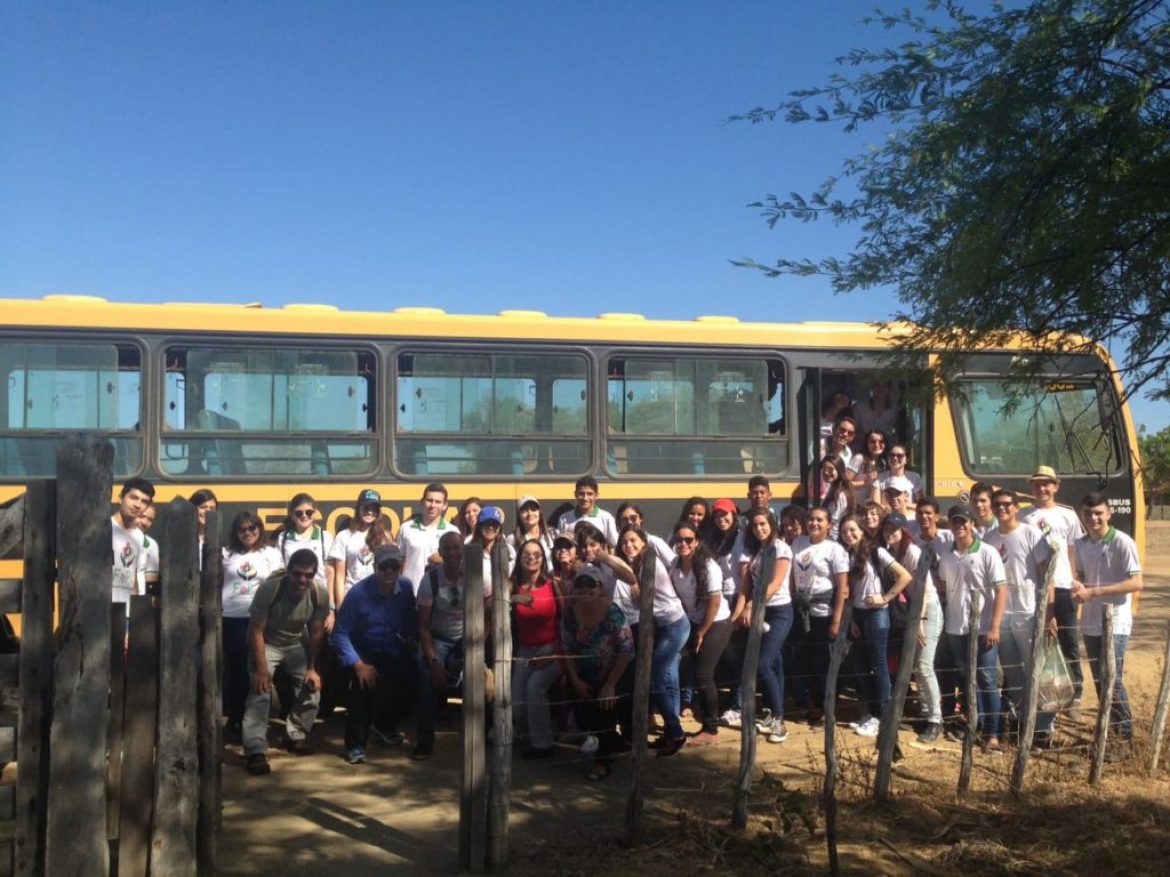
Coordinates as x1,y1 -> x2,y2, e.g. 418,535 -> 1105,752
917,723 -> 942,744
656,736 -> 685,758
944,726 -> 966,744
245,753 -> 271,776
411,743 -> 433,761
1030,732 -> 1054,752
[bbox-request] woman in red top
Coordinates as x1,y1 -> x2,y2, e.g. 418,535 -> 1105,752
511,538 -> 562,759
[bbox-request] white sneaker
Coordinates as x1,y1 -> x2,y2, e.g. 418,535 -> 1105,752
720,709 -> 742,729
846,714 -> 874,730
578,735 -> 599,756
765,719 -> 789,744
754,708 -> 774,732
855,717 -> 881,738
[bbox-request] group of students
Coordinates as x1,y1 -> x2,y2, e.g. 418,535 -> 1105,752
105,447 -> 1143,780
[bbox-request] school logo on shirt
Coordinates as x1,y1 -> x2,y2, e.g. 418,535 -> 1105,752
797,551 -> 813,570
357,544 -> 372,562
1032,516 -> 1051,536
237,561 -> 258,581
118,541 -> 135,568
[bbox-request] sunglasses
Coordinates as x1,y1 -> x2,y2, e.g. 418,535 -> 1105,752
992,502 -> 1015,509
238,524 -> 260,534
293,509 -> 315,519
889,453 -> 906,459
378,560 -> 402,572
574,581 -> 601,591
676,536 -> 697,545
446,587 -> 461,608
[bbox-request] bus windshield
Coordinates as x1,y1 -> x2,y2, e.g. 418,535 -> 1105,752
953,378 -> 1120,477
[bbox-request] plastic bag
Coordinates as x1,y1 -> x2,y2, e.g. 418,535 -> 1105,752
1036,638 -> 1076,713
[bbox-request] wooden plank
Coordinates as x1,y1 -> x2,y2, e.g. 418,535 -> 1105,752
117,596 -> 158,877
1011,557 -> 1058,794
0,582 -> 20,616
875,545 -> 932,801
1089,604 -> 1116,785
958,593 -> 981,794
13,480 -> 53,877
1148,621 -> 1170,776
0,660 -> 14,690
106,606 -> 128,841
823,600 -> 854,877
196,510 -> 223,877
0,496 -> 24,559
45,442 -> 114,877
459,544 -> 487,873
0,729 -> 12,765
486,542 -> 512,869
732,546 -> 773,829
623,547 -> 658,845
150,499 -> 201,876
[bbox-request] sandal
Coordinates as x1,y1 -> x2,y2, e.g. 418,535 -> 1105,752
586,761 -> 611,781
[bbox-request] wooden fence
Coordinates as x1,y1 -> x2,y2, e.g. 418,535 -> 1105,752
0,441 -> 221,876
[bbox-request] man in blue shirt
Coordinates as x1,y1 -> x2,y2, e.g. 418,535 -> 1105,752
333,543 -> 418,764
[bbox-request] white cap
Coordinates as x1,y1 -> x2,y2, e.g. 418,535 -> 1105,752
883,475 -> 915,495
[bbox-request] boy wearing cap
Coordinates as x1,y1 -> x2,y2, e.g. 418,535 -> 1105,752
557,476 -> 619,547
333,544 -> 418,763
1072,492 -> 1142,755
983,489 -> 1053,743
242,549 -> 329,775
882,475 -> 916,516
396,482 -> 452,595
938,505 -> 1008,750
1019,465 -> 1086,710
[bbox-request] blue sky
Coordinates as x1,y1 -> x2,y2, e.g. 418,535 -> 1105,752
1,2 -> 1164,432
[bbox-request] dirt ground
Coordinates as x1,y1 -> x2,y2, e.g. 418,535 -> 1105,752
220,523 -> 1170,875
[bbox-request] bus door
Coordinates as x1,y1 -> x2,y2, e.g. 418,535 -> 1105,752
796,368 -> 821,503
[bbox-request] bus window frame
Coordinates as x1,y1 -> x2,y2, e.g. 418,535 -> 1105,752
157,337 -> 382,482
387,341 -> 596,481
0,332 -> 147,481
601,347 -> 791,480
948,370 -> 1125,480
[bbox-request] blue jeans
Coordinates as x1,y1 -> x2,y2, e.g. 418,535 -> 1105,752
651,615 -> 691,740
1083,633 -> 1132,740
416,637 -> 462,748
758,605 -> 794,718
947,633 -> 1001,738
855,607 -> 891,719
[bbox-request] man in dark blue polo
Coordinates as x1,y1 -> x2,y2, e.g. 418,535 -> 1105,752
333,544 -> 418,764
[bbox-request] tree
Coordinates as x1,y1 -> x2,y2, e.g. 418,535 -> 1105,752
1140,424 -> 1170,504
736,0 -> 1170,402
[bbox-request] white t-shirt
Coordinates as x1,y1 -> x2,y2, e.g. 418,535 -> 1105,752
476,539 -> 516,591
395,517 -> 453,594
670,558 -> 728,625
894,540 -> 938,609
221,546 -> 284,619
790,536 -> 849,618
1075,527 -> 1141,637
556,507 -> 619,547
417,566 -> 493,642
1019,504 -> 1084,590
277,526 -> 334,590
111,516 -> 146,606
136,533 -> 160,597
744,538 -> 793,608
328,528 -> 376,595
854,399 -> 899,442
847,455 -> 883,505
596,563 -> 637,626
983,523 -> 1051,626
937,539 -> 1006,635
850,546 -> 896,609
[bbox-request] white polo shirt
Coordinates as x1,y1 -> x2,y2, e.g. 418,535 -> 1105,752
557,506 -> 619,547
1075,527 -> 1141,637
790,536 -> 849,618
937,538 -> 1006,636
983,523 -> 1051,626
1019,504 -> 1084,590
395,516 -> 452,595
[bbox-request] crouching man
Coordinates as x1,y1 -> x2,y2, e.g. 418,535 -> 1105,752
243,548 -> 328,776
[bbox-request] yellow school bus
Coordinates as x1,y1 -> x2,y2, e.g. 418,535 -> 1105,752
0,294 -> 1144,558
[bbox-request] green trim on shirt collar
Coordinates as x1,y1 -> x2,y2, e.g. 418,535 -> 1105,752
965,537 -> 983,555
409,517 -> 448,531
1101,526 -> 1117,544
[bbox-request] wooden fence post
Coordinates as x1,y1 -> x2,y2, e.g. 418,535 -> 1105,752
487,542 -> 513,869
116,595 -> 159,877
459,543 -> 487,872
875,546 -> 932,801
623,550 -> 658,846
150,498 -> 201,875
106,604 -> 128,841
197,510 -> 223,876
1147,621 -> 1170,776
14,481 -> 55,877
1011,557 -> 1058,794
957,592 -> 981,794
45,441 -> 114,877
823,600 -> 855,877
1089,604 -> 1115,786
732,546 -> 774,829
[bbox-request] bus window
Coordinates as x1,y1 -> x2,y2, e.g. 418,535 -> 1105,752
953,379 -> 1120,477
0,341 -> 142,477
606,355 -> 787,476
161,346 -> 376,478
394,351 -> 590,477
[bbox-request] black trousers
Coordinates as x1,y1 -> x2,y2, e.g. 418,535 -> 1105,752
344,652 -> 416,750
